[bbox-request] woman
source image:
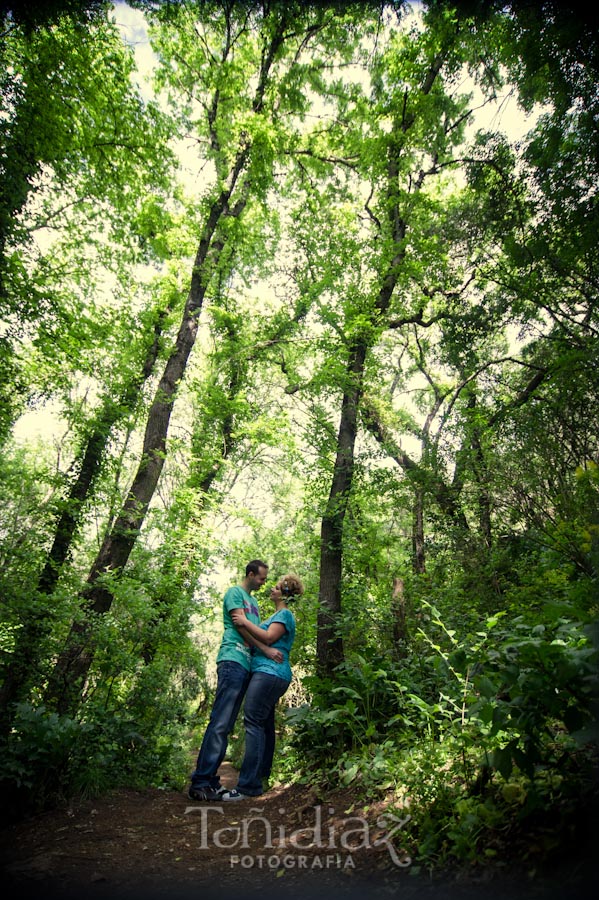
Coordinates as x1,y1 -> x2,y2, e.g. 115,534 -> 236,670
222,573 -> 304,799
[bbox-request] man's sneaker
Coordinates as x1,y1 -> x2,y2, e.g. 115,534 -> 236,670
188,785 -> 226,802
220,789 -> 248,801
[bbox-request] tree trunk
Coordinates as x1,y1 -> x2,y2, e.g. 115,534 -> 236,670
472,433 -> 493,550
44,171 -> 249,715
137,321 -> 244,669
0,312 -> 166,733
412,487 -> 427,574
391,576 -> 408,660
317,341 -> 366,675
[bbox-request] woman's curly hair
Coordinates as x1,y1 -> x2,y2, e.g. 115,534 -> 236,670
277,574 -> 304,601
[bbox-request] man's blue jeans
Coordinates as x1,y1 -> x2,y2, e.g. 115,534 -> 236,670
190,660 -> 250,790
236,671 -> 289,797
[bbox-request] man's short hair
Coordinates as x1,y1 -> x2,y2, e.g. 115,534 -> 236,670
246,559 -> 268,576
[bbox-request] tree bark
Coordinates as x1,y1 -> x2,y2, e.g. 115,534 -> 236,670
0,312 -> 166,733
391,576 -> 408,660
412,487 -> 427,574
317,341 -> 367,675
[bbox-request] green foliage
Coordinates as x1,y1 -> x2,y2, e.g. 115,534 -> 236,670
285,591 -> 598,869
466,618 -> 598,777
0,699 -> 192,817
0,3 -> 597,883
0,4 -> 175,443
287,651 -> 415,765
0,704 -> 87,806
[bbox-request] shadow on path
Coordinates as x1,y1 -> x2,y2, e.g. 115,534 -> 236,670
1,761 -> 597,900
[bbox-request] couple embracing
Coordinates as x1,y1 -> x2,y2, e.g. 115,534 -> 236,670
188,560 -> 304,802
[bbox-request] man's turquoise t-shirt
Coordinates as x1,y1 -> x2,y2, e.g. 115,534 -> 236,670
250,608 -> 296,683
216,585 -> 260,672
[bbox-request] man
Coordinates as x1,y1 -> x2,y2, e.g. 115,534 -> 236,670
188,559 -> 282,801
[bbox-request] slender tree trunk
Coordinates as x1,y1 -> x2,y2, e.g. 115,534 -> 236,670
44,178 -> 246,714
137,324 -> 244,669
472,432 -> 493,549
412,487 -> 427,574
317,341 -> 366,675
391,576 -> 408,660
0,313 -> 166,733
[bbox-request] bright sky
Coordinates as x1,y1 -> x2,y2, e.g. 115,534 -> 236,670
112,0 -> 157,100
111,0 -> 538,140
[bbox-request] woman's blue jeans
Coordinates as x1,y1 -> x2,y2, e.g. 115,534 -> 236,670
236,671 -> 289,797
190,660 -> 250,790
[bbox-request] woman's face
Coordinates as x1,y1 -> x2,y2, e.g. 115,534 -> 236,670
270,585 -> 283,602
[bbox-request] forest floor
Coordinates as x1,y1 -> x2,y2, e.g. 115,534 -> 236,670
1,761 -> 596,900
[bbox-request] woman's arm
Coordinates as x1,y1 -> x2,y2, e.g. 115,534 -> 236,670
231,610 -> 286,645
236,626 -> 282,662
229,608 -> 283,661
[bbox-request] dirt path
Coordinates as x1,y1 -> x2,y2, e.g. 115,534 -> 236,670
0,763 -> 594,900
0,763 -> 404,900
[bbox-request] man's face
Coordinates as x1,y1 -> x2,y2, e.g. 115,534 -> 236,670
248,566 -> 268,592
